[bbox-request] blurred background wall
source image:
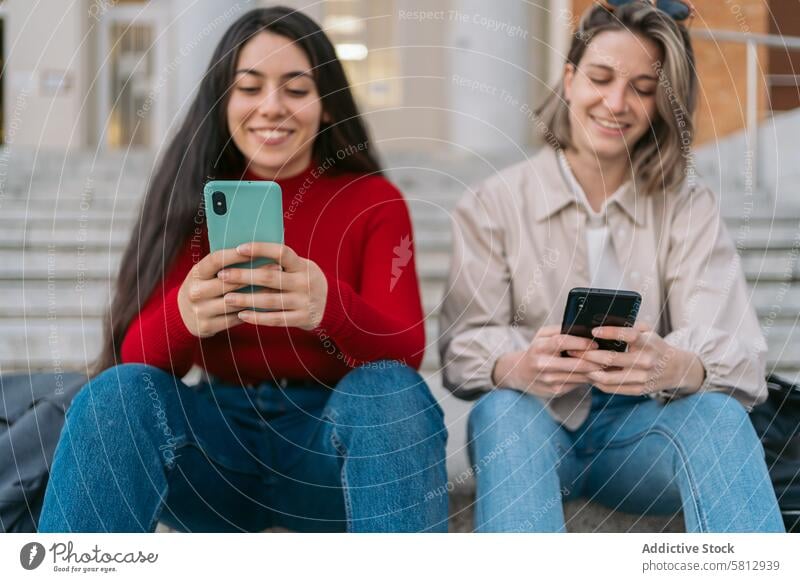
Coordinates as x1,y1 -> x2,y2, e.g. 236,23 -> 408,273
2,0 -> 797,154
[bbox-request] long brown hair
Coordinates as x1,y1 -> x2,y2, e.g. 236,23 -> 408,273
95,6 -> 382,374
536,1 -> 697,195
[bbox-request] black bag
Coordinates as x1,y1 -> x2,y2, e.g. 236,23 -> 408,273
749,374 -> 800,533
0,373 -> 86,532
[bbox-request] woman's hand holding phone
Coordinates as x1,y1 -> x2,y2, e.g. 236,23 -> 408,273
566,323 -> 706,395
218,242 -> 329,331
177,248 -> 251,338
492,325 -> 606,398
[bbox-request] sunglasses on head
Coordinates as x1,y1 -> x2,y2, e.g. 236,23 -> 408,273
606,0 -> 694,22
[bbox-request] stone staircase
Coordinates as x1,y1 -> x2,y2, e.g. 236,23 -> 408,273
1,145 -> 798,532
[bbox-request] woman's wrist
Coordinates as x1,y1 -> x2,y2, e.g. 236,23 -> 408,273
491,350 -> 525,389
668,348 -> 707,393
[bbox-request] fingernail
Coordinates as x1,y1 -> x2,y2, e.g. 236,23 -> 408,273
237,244 -> 251,254
224,293 -> 237,303
217,270 -> 228,279
238,311 -> 251,321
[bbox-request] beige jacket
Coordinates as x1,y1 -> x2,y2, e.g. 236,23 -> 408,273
438,147 -> 767,430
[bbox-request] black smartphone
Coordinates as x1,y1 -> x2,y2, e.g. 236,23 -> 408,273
561,287 -> 642,354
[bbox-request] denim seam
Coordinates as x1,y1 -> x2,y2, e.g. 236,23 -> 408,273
146,431 -> 180,532
182,439 -> 265,478
329,426 -> 353,533
146,482 -> 170,533
144,439 -> 268,532
591,427 -> 708,532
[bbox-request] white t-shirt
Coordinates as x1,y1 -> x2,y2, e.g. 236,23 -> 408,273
557,151 -> 627,290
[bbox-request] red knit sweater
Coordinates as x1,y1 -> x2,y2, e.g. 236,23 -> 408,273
119,164 -> 426,386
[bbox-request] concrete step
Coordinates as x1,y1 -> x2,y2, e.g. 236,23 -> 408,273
1,175 -> 466,199
0,250 -> 120,280
5,196 -> 800,222
0,197 -> 142,217
1,274 -> 798,332
0,229 -> 133,249
0,212 -> 800,250
447,491 -> 685,532
0,280 -> 112,317
2,286 -> 795,343
1,230 -> 798,279
2,315 -> 796,377
0,314 -> 440,365
0,211 -> 784,252
2,244 -> 466,281
0,270 -> 798,320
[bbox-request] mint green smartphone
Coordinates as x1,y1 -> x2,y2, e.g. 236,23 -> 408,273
204,180 -> 284,294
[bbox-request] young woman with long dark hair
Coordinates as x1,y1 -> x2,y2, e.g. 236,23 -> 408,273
38,6 -> 447,533
440,0 -> 784,532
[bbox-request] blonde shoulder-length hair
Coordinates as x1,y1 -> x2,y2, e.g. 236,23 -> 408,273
536,1 -> 697,195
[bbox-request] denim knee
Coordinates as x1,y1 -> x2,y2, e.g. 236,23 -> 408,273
66,363 -> 182,443
467,389 -> 567,464
336,360 -> 442,414
330,360 -> 446,438
469,388 -> 551,438
674,391 -> 761,452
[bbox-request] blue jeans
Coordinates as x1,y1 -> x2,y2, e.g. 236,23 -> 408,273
38,361 -> 448,532
468,387 -> 785,532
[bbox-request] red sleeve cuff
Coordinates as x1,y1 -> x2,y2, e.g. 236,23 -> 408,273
162,286 -> 197,353
315,278 -> 354,337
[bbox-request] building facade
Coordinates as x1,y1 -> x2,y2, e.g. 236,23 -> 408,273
0,0 -> 796,153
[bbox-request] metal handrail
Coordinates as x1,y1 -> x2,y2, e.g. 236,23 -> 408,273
692,28 -> 800,51
690,28 -> 800,193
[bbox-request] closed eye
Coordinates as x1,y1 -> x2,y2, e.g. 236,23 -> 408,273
632,84 -> 656,96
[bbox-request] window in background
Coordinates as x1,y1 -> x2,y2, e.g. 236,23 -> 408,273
107,21 -> 153,147
322,0 -> 401,110
97,0 -> 167,150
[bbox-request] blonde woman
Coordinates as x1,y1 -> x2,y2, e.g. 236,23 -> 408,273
439,1 -> 784,532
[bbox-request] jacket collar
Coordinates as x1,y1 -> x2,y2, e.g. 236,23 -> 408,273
530,146 -> 647,227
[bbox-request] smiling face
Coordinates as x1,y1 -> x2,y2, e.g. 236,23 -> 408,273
563,29 -> 662,164
227,31 -> 327,179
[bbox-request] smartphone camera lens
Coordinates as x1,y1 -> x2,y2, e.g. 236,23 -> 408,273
211,191 -> 227,215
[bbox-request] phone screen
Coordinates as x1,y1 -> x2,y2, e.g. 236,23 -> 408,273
561,287 -> 641,353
